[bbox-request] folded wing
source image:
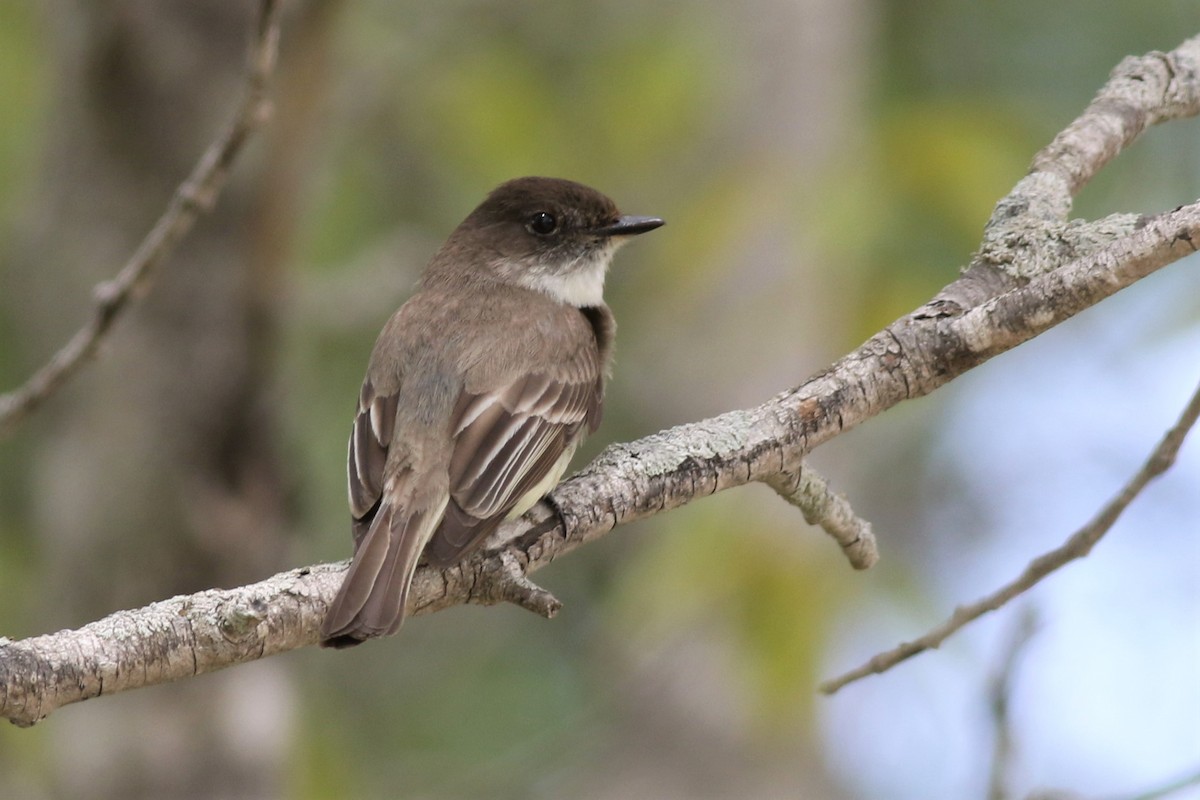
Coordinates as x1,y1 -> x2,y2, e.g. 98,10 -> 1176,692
424,369 -> 600,566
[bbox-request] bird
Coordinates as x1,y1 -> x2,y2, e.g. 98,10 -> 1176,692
320,176 -> 663,647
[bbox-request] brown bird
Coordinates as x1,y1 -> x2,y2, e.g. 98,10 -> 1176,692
320,177 -> 663,647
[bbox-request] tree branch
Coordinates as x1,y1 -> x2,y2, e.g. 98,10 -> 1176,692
819,375 -> 1200,695
2,32 -> 1199,726
0,0 -> 283,438
765,460 -> 878,570
1110,766 -> 1200,800
986,608 -> 1039,800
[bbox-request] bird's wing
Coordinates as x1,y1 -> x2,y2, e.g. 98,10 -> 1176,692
423,366 -> 601,566
346,377 -> 398,545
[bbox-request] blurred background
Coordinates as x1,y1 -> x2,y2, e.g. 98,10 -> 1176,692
0,2 -> 1197,798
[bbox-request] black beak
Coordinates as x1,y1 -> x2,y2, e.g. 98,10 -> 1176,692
591,215 -> 665,237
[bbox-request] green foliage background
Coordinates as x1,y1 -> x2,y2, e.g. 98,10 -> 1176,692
0,2 -> 1196,798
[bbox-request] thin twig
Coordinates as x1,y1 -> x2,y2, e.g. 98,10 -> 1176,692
0,0 -> 283,438
987,607 -> 1040,800
820,377 -> 1200,695
1106,765 -> 1200,800
1025,766 -> 1200,800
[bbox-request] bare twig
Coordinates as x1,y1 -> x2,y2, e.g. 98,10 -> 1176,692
820,378 -> 1200,695
0,0 -> 283,438
765,461 -> 879,570
1107,766 -> 1200,800
1023,766 -> 1200,800
987,607 -> 1040,800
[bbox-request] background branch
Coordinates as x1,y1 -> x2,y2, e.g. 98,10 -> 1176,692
0,0 -> 282,438
819,375 -> 1200,695
986,608 -> 1039,800
1111,767 -> 1200,800
1,31 -> 1198,728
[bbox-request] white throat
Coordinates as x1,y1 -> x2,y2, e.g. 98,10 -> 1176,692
528,261 -> 607,306
510,244 -> 617,307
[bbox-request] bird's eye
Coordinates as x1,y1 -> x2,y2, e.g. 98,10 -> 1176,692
527,211 -> 558,236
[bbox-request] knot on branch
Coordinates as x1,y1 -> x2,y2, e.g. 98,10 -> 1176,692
217,596 -> 269,641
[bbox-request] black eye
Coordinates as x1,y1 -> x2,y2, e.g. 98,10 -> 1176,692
527,211 -> 558,236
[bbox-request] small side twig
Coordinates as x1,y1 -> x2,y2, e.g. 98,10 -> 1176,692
820,377 -> 1200,695
0,0 -> 284,438
765,460 -> 879,570
469,550 -> 562,619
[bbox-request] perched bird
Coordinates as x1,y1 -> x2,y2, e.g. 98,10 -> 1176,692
320,177 -> 663,647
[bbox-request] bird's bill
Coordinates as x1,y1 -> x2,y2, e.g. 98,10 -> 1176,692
590,215 -> 665,237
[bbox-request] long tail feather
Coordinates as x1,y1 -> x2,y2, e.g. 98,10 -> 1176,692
320,501 -> 439,648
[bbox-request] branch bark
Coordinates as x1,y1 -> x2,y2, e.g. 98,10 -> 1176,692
2,33 -> 1199,727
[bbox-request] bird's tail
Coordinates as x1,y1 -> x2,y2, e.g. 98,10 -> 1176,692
320,502 -> 438,648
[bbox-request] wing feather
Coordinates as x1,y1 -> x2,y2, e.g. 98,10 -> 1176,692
452,374 -> 591,519
347,380 -> 396,524
424,366 -> 599,565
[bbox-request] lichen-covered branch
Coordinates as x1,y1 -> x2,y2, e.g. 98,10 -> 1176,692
931,33 -> 1199,313
766,461 -> 879,570
2,32 -> 1199,727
